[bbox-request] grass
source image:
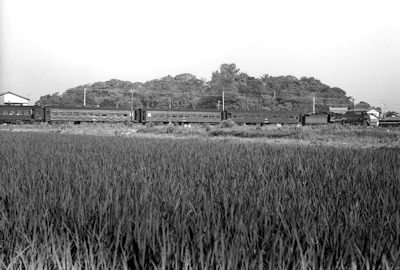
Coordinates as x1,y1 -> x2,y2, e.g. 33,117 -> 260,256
0,131 -> 400,268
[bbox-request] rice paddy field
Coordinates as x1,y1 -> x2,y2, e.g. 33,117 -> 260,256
0,127 -> 400,269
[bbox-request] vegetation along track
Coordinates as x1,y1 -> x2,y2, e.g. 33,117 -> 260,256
0,132 -> 399,269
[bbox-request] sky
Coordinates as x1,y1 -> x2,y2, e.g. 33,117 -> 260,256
1,0 -> 400,112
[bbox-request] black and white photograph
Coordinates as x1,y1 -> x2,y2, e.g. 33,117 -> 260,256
1,0 -> 399,268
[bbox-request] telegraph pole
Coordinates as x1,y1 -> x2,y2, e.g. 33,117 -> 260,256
351,97 -> 355,125
168,97 -> 172,124
83,88 -> 86,107
130,89 -> 135,122
313,96 -> 316,114
222,92 -> 225,111
83,83 -> 93,107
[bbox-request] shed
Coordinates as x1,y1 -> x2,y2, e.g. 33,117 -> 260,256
0,92 -> 30,106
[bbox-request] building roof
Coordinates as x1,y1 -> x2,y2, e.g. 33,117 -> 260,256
329,107 -> 348,114
0,91 -> 30,101
353,107 -> 371,112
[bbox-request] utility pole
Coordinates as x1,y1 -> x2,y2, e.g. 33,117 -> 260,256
83,88 -> 86,107
130,89 -> 135,122
313,96 -> 316,114
83,83 -> 93,107
222,92 -> 225,111
168,97 -> 172,124
351,97 -> 355,125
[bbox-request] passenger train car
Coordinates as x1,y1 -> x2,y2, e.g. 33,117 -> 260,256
1,104 -> 390,126
225,110 -> 302,125
138,109 -> 223,125
0,105 -> 44,123
44,107 -> 133,123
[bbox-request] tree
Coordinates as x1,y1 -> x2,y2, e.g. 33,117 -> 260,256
385,111 -> 399,117
210,63 -> 241,94
355,101 -> 371,109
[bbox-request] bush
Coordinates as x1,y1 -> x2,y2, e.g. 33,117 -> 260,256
166,124 -> 175,133
219,119 -> 236,128
146,122 -> 155,128
203,123 -> 212,132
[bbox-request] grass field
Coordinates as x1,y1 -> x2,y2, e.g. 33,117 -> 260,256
0,127 -> 400,269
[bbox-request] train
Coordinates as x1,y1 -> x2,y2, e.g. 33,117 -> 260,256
0,104 -> 398,127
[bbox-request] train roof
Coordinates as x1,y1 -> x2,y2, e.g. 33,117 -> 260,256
0,105 -> 42,109
228,110 -> 302,114
141,108 -> 222,113
46,106 -> 133,111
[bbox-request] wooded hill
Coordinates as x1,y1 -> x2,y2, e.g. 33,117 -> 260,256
36,63 -> 364,112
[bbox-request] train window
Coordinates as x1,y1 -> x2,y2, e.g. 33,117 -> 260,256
88,112 -> 93,116
289,116 -> 294,119
272,115 -> 277,119
9,111 -> 15,115
60,112 -> 65,116
52,112 -> 59,116
108,113 -> 114,117
116,113 -> 121,117
178,114 -> 183,117
81,112 -> 87,116
203,115 -> 208,118
74,112 -> 79,116
160,114 -> 165,117
23,110 -> 30,115
94,112 -> 100,116
2,111 -> 8,115
123,114 -> 128,117
66,112 -> 72,116
102,113 -> 107,116
172,115 -> 177,118
16,110 -> 22,115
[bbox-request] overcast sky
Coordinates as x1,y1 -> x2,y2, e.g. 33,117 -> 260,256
1,0 -> 399,111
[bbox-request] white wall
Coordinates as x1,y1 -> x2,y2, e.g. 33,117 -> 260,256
0,93 -> 29,105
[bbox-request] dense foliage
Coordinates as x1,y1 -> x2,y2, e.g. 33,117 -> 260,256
36,63 -> 367,112
1,132 -> 399,268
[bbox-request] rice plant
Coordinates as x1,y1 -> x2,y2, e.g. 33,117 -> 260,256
0,132 -> 399,269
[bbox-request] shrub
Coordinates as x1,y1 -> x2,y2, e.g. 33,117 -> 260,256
219,119 -> 236,128
146,122 -> 155,128
166,124 -> 175,133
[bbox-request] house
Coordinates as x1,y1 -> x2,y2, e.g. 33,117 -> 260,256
0,91 -> 30,106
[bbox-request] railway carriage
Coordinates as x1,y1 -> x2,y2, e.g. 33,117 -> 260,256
139,108 -> 223,125
0,105 -> 44,123
44,107 -> 135,124
226,110 -> 302,125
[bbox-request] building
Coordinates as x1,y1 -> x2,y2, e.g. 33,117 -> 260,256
0,91 -> 30,106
